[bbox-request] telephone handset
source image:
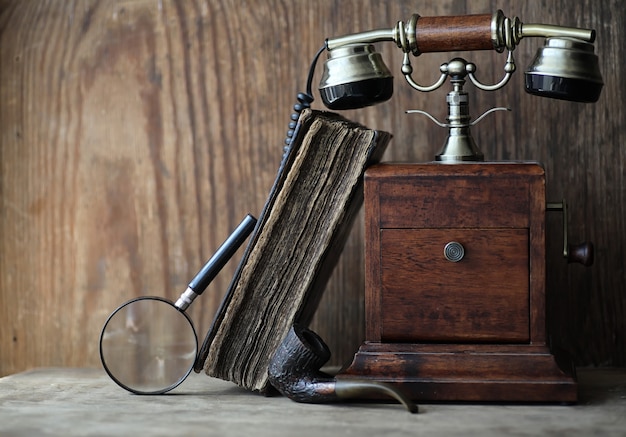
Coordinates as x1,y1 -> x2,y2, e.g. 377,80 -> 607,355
319,10 -> 602,108
284,10 -> 603,162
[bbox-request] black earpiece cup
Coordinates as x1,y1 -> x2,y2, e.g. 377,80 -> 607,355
524,73 -> 602,103
320,77 -> 393,110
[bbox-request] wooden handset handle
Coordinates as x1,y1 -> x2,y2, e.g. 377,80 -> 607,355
414,14 -> 495,53
326,11 -> 595,56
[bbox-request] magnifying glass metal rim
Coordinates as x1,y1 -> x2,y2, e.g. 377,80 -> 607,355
99,295 -> 198,395
99,214 -> 257,395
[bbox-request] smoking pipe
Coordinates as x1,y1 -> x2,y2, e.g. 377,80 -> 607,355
268,324 -> 418,413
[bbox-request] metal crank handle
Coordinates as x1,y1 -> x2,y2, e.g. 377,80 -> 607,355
547,200 -> 594,266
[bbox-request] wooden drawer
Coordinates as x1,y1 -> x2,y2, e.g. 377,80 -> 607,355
379,228 -> 530,343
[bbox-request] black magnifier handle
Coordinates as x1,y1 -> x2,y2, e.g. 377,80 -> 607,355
174,214 -> 257,311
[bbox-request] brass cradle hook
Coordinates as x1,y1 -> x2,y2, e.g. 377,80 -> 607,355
405,57 -> 512,161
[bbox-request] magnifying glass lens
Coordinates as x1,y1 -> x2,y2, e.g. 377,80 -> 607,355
99,297 -> 197,394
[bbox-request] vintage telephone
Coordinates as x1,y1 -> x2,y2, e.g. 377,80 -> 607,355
272,10 -> 602,404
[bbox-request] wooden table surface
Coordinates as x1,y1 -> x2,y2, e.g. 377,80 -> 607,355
0,367 -> 624,436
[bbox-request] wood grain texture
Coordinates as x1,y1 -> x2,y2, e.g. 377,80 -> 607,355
0,0 -> 624,377
365,163 -> 547,348
415,14 -> 494,53
374,167 -> 533,229
338,343 -> 578,402
380,228 -> 530,343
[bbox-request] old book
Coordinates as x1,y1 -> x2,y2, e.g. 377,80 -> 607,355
196,109 -> 391,393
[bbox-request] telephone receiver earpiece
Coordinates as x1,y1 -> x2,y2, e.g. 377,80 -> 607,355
524,37 -> 603,102
318,44 -> 394,110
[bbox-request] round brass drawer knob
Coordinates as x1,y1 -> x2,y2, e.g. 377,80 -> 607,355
444,241 -> 465,262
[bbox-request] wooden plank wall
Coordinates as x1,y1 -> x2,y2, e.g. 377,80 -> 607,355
1,0 -> 624,377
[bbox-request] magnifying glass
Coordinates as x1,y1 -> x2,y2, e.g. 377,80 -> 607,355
99,214 -> 257,394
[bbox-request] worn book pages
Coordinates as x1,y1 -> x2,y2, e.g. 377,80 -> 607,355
197,109 -> 391,392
